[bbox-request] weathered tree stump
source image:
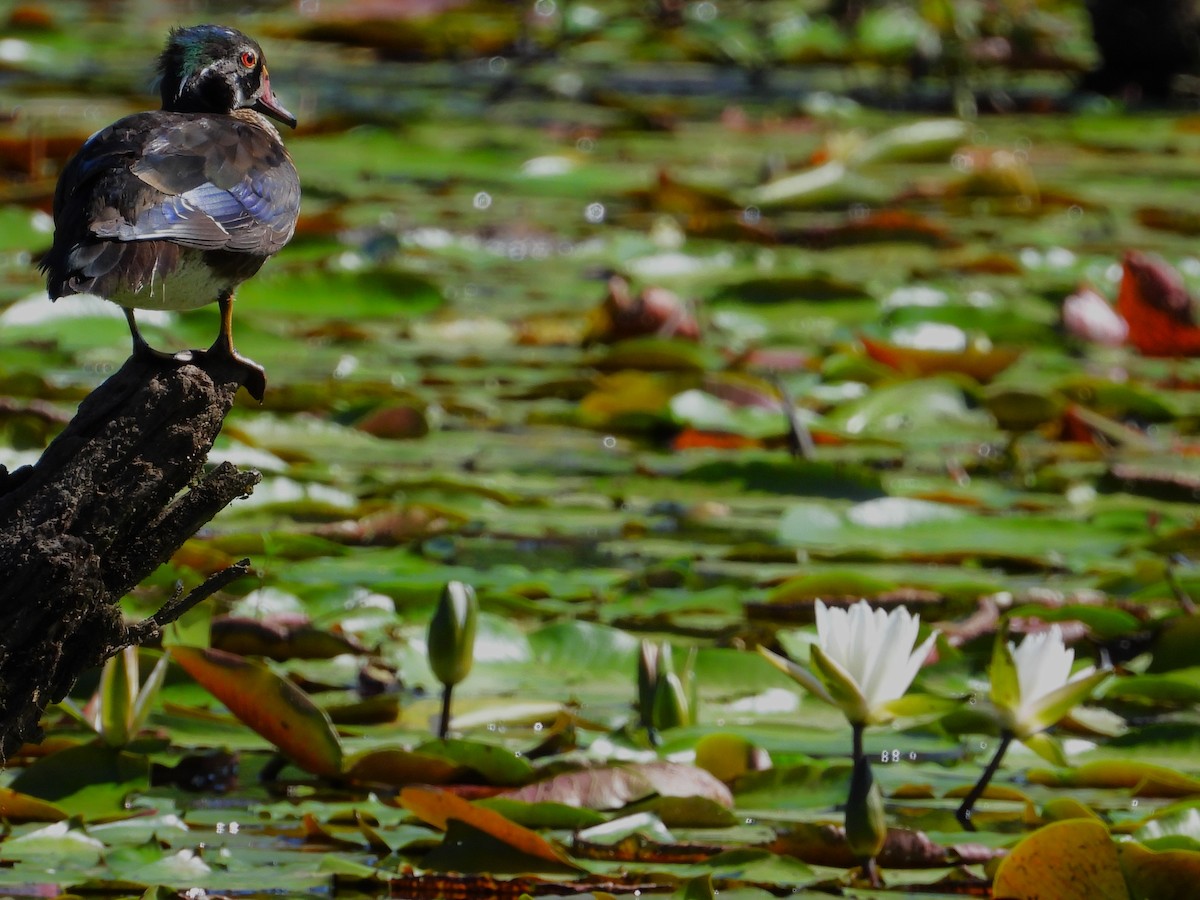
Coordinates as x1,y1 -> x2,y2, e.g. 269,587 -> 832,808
0,353 -> 262,760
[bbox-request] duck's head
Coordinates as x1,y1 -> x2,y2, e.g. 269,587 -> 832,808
158,24 -> 297,127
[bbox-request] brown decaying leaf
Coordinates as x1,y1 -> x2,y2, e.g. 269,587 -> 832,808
344,747 -> 462,788
378,871 -> 669,898
946,148 -> 1040,204
293,3 -> 513,61
938,593 -> 1115,648
768,822 -> 1003,869
301,0 -> 471,20
211,615 -> 366,661
1137,205 -> 1200,236
860,334 -> 1021,382
583,276 -> 701,345
500,761 -> 733,810
572,833 -> 733,864
936,251 -> 1023,275
784,209 -> 954,249
355,404 -> 429,439
310,504 -> 466,546
0,130 -> 92,176
626,170 -> 740,216
292,207 -> 347,239
0,396 -> 70,426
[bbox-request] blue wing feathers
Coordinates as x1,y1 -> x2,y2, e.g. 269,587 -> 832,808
83,113 -> 299,254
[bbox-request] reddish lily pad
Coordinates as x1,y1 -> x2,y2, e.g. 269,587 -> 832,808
170,645 -> 343,778
0,787 -> 67,823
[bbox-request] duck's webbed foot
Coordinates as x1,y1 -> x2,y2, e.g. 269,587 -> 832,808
195,343 -> 267,403
201,291 -> 266,402
124,300 -> 266,402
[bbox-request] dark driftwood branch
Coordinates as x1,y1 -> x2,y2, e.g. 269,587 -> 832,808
127,557 -> 253,645
0,353 -> 262,759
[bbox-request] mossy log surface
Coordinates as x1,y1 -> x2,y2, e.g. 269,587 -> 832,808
0,354 -> 260,760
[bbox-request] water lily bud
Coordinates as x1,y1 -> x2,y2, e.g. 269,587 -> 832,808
638,641 -> 698,733
845,754 -> 887,860
427,581 -> 477,688
651,669 -> 691,731
637,640 -> 661,728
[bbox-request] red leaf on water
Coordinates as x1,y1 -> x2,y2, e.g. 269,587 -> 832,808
1116,250 -> 1200,356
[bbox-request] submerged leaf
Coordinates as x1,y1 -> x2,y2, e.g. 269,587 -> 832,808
399,786 -> 582,873
421,817 -> 582,875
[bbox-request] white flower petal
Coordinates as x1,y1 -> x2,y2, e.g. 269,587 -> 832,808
809,600 -> 938,723
898,631 -> 938,697
815,601 -> 842,664
846,602 -> 876,688
1010,625 -> 1078,727
1013,630 -> 1050,704
860,606 -> 913,706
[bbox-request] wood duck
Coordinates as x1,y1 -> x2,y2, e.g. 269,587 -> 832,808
39,24 -> 301,401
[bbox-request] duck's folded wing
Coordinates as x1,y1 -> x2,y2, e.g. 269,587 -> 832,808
91,117 -> 299,256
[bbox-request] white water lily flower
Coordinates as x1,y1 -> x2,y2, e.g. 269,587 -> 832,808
991,624 -> 1109,740
760,600 -> 938,726
956,625 -> 1113,824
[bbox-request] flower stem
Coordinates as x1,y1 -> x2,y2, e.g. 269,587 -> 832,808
956,731 -> 1014,831
848,722 -> 883,888
863,856 -> 880,887
438,684 -> 454,739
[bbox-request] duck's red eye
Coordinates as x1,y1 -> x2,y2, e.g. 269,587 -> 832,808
239,50 -> 257,69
